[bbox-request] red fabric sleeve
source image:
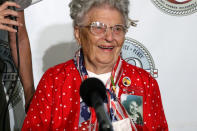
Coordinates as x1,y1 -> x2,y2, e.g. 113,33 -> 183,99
22,68 -> 54,130
143,76 -> 168,131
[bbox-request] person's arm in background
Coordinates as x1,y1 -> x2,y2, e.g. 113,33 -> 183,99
0,1 -> 35,111
9,11 -> 35,112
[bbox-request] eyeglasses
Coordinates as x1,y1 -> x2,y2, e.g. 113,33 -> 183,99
79,21 -> 128,37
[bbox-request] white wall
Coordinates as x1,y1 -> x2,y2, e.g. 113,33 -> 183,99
25,0 -> 197,130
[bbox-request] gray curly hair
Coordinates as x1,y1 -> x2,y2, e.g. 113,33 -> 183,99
69,0 -> 130,27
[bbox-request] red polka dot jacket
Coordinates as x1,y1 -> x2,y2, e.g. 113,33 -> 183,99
22,59 -> 168,131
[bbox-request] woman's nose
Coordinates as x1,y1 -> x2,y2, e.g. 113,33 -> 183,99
104,27 -> 114,42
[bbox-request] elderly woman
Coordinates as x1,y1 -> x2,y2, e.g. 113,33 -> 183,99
22,0 -> 168,130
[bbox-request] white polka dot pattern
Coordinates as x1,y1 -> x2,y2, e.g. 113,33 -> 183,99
22,59 -> 168,131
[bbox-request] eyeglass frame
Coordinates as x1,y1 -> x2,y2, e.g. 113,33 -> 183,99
78,21 -> 128,37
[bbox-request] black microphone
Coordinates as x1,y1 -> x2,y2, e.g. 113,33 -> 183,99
80,78 -> 113,131
6,0 -> 41,29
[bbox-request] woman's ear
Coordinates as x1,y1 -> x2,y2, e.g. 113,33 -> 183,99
74,26 -> 81,46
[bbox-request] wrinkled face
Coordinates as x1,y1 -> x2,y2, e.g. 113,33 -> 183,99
74,5 -> 126,73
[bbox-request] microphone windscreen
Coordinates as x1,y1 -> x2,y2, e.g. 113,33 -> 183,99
13,0 -> 41,10
31,0 -> 41,5
14,0 -> 32,10
80,78 -> 106,107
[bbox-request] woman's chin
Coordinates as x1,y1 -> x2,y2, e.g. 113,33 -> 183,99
96,56 -> 116,65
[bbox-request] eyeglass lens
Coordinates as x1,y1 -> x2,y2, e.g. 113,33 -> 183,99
90,22 -> 126,37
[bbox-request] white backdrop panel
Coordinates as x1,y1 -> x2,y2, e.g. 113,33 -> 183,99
25,0 -> 197,130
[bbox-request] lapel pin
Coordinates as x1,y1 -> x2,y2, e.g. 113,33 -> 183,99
122,77 -> 131,87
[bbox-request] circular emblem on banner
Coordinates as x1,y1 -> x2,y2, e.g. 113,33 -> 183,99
151,0 -> 197,16
121,37 -> 158,78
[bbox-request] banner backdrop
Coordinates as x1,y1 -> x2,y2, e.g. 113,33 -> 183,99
25,0 -> 197,130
